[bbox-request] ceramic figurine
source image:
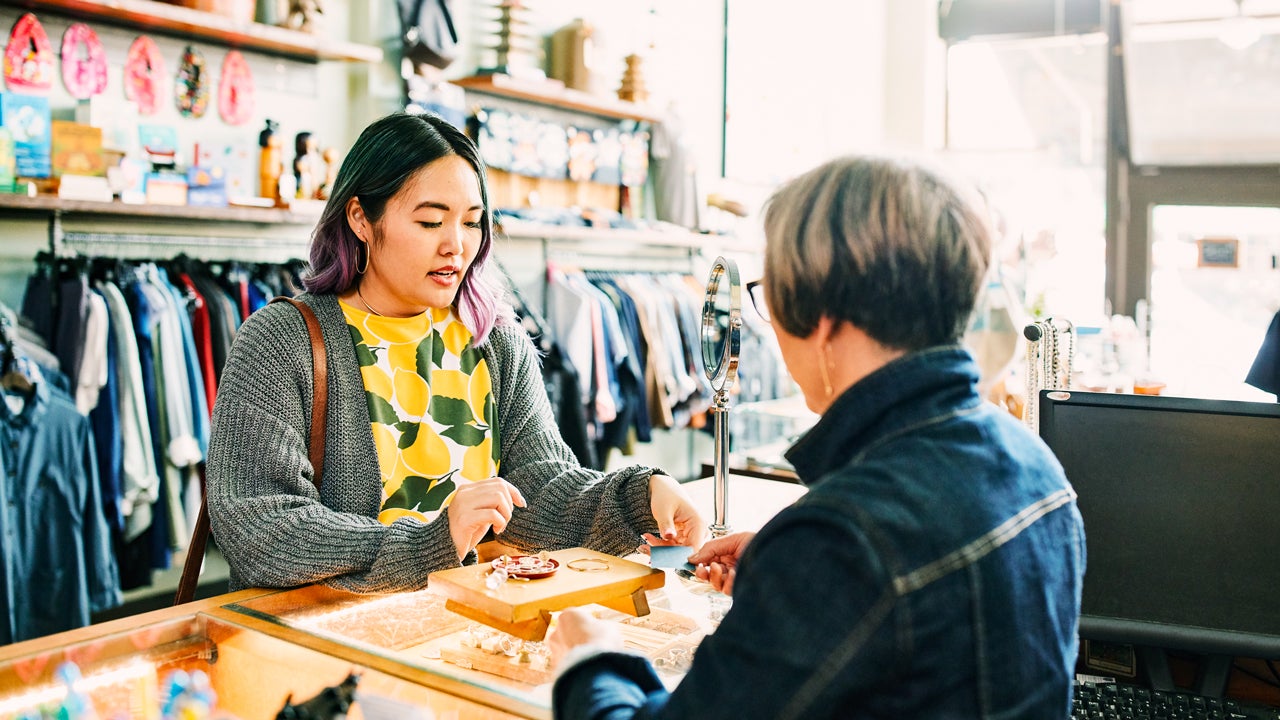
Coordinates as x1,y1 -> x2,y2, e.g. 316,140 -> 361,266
258,119 -> 282,203
283,0 -> 322,33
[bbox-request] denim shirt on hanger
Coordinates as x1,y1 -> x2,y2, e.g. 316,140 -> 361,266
0,360 -> 121,643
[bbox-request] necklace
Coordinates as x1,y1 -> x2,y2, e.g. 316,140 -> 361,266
356,286 -> 385,317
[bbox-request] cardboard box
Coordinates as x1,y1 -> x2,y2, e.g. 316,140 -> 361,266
144,172 -> 188,206
0,93 -> 52,178
196,142 -> 254,202
51,121 -> 106,177
186,165 -> 228,207
138,123 -> 179,168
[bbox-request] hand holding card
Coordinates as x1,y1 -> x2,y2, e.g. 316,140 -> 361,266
648,545 -> 696,573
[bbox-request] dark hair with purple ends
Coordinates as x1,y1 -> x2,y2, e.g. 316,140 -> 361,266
303,112 -> 509,344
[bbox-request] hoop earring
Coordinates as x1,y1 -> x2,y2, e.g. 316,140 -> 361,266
355,240 -> 369,275
818,344 -> 834,399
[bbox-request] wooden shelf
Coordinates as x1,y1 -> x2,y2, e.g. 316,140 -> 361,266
0,193 -> 322,225
0,198 -> 746,255
0,0 -> 383,63
497,218 -> 739,252
453,74 -> 661,123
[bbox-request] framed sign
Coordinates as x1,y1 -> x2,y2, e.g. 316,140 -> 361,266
1197,237 -> 1239,268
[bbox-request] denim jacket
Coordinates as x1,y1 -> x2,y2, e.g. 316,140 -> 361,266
553,347 -> 1086,720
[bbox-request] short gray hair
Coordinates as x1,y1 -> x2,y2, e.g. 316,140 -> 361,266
762,155 -> 991,351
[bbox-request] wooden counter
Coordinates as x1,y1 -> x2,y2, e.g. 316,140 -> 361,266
0,475 -> 805,719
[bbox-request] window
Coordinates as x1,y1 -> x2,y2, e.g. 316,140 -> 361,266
943,33 -> 1109,326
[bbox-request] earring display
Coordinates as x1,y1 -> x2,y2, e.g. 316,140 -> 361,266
60,24 -> 107,100
175,46 -> 210,118
435,606 -> 710,684
1023,317 -> 1075,432
123,35 -> 165,116
4,13 -> 54,93
429,547 -> 664,640
438,623 -> 554,684
217,570 -> 734,698
217,50 -> 255,126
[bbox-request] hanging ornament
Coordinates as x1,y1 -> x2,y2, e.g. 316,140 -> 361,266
60,23 -> 107,99
217,50 -> 254,126
4,13 -> 54,92
174,45 -> 209,118
124,35 -> 164,116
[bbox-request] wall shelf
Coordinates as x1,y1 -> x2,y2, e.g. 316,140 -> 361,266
0,0 -> 383,63
498,218 -> 736,252
0,195 -> 742,257
453,74 -> 661,123
0,193 -> 322,225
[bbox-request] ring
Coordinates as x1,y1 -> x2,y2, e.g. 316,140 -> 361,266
567,558 -> 610,572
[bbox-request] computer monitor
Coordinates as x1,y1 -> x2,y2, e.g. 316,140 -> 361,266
1038,390 -> 1280,660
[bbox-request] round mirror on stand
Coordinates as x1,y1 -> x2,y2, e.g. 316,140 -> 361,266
701,256 -> 742,538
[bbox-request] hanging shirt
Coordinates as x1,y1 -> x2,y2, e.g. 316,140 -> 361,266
97,280 -> 160,543
74,290 -> 109,414
174,272 -> 217,418
88,289 -> 122,534
123,271 -> 171,569
340,301 -> 499,525
0,361 -> 121,643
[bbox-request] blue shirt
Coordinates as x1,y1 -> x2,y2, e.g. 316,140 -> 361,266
124,272 -> 171,570
88,290 -> 124,533
554,347 -> 1085,719
159,268 -> 209,456
0,364 -> 121,643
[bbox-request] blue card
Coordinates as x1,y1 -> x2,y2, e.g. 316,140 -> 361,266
649,545 -> 695,572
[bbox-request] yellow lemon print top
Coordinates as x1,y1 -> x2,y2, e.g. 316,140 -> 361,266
340,300 -> 499,525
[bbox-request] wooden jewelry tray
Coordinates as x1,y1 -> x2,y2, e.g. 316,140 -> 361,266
427,547 -> 664,640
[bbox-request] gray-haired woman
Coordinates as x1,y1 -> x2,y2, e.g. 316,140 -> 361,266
551,154 -> 1084,720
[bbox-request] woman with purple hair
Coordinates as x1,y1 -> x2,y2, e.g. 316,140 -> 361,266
207,112 -> 705,593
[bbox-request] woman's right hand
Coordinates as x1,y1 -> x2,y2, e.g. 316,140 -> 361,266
687,531 -> 755,595
446,477 -> 526,561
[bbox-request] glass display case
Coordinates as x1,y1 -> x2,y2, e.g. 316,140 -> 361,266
223,574 -> 734,718
0,589 -> 540,719
0,477 -> 804,720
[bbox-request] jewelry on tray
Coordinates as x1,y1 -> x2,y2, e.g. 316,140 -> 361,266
567,557 -> 611,572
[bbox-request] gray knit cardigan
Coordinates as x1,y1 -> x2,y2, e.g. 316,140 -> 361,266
207,292 -> 660,592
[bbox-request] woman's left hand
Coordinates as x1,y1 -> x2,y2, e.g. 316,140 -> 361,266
644,473 -> 708,549
549,608 -> 621,667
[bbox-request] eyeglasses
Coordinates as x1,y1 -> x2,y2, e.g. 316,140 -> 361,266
746,279 -> 770,323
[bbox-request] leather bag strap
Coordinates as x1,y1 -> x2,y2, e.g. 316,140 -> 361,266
272,296 -> 329,480
174,296 -> 327,605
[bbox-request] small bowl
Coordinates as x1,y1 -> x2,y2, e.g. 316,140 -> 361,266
491,555 -> 560,580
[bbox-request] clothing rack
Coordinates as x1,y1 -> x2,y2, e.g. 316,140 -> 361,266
58,231 -> 310,264
491,257 -> 554,341
544,247 -> 700,273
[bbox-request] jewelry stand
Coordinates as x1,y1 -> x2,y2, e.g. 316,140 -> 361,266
1022,317 -> 1075,432
428,548 -> 664,640
700,257 -> 742,538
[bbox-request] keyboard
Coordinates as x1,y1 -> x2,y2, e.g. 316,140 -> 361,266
1073,681 -> 1280,720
